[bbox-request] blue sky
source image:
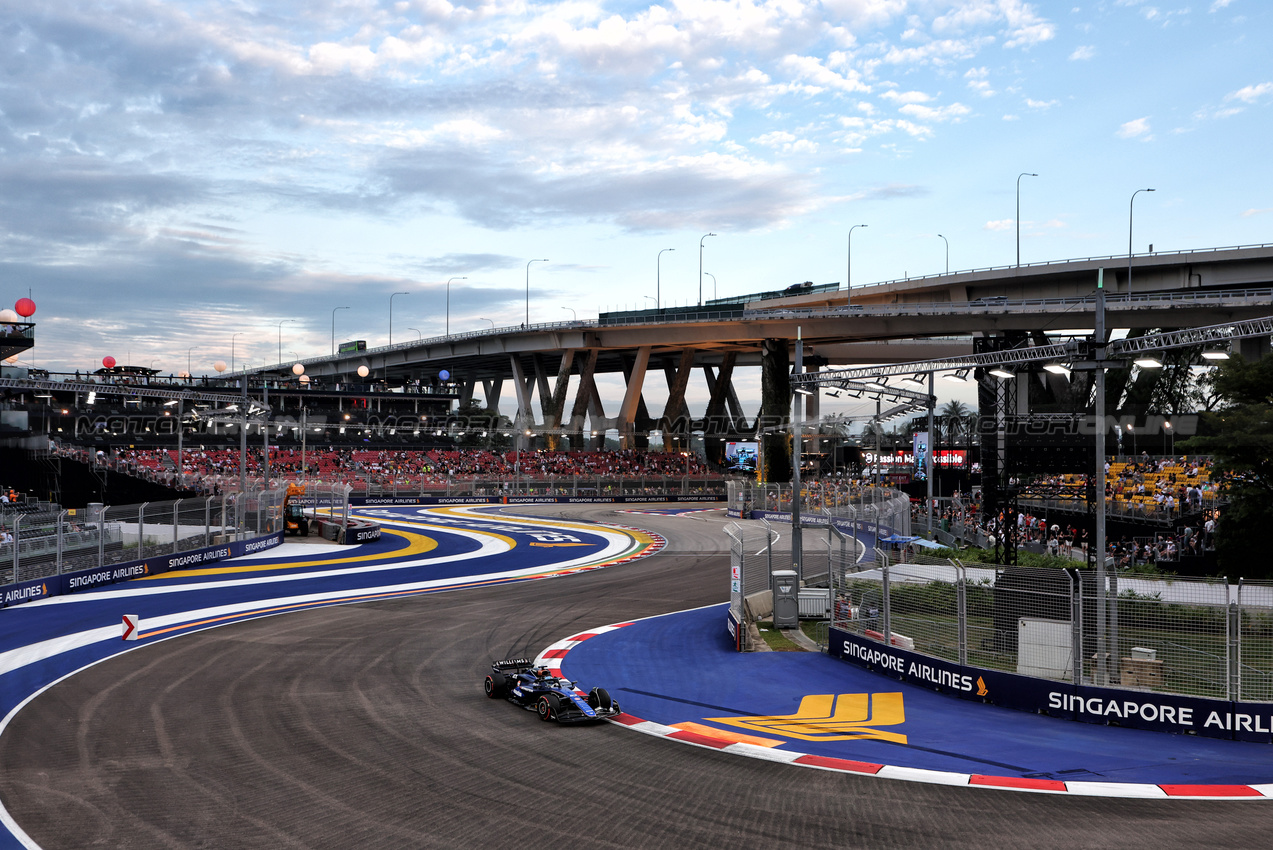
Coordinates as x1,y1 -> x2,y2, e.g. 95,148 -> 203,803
1,0 -> 1269,420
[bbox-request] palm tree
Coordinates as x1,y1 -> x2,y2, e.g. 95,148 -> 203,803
939,400 -> 971,447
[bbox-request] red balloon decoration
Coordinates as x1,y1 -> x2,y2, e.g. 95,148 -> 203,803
103,356 -> 116,369
14,297 -> 35,317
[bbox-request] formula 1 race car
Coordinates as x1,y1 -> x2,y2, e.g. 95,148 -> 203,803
484,658 -> 622,724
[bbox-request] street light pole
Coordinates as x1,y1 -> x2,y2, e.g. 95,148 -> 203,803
231,331 -> 243,373
479,317 -> 496,330
446,276 -> 466,337
525,259 -> 549,327
847,224 -> 867,305
1129,188 -> 1155,291
1016,172 -> 1038,268
186,345 -> 199,377
408,327 -> 421,340
277,319 -> 294,367
704,272 -> 717,302
698,233 -> 716,307
389,291 -> 409,345
937,233 -> 949,274
332,306 -> 350,356
657,248 -> 674,309
562,307 -> 576,321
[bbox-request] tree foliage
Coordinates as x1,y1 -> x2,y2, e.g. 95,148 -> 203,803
1180,353 -> 1273,577
450,401 -> 513,448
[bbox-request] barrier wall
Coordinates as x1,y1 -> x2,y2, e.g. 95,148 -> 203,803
747,509 -> 897,540
830,627 -> 1273,743
1,532 -> 284,610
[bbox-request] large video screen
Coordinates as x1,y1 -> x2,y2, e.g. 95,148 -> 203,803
725,441 -> 759,473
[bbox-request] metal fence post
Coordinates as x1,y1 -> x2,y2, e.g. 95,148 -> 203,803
881,561 -> 891,643
1236,580 -> 1244,702
56,508 -> 67,575
173,499 -> 181,554
1228,598 -> 1241,702
1068,568 -> 1084,685
1108,571 -> 1121,684
138,502 -> 147,559
204,497 -> 211,547
761,519 -> 775,589
956,563 -> 968,666
12,514 -> 22,577
98,504 -> 106,569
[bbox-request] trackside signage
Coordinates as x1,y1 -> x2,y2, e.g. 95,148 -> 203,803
830,627 -> 1273,743
0,532 -> 285,611
351,495 -> 725,507
351,524 -> 382,543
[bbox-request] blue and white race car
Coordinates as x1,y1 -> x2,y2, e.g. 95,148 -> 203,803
484,658 -> 622,723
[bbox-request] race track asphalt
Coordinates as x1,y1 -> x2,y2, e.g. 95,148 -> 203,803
1,504 -> 1272,849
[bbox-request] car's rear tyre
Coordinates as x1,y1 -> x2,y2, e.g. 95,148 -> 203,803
587,687 -> 613,711
537,694 -> 559,722
484,671 -> 507,699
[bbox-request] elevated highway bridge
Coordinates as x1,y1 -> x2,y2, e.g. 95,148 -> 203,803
230,244 -> 1273,449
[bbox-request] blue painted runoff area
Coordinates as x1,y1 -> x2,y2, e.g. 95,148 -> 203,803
560,604 -> 1273,786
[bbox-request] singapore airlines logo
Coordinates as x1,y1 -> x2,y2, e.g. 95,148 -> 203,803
705,693 -> 907,744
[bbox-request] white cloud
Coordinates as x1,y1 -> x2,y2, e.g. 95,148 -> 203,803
1209,0 -> 1234,11
930,0 -> 1054,49
780,54 -> 870,93
880,37 -> 993,68
984,219 -> 1013,231
1069,44 -> 1095,60
1242,208 -> 1273,217
964,66 -> 995,97
881,89 -> 934,104
1117,116 -> 1153,140
1026,97 -> 1058,109
899,102 -> 971,122
1001,0 -> 1057,48
752,130 -> 818,154
1225,82 -> 1273,104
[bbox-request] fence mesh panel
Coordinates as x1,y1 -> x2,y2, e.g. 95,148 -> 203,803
1239,581 -> 1273,702
2,484 -> 290,594
886,563 -> 965,666
1101,574 -> 1230,699
820,541 -> 1273,702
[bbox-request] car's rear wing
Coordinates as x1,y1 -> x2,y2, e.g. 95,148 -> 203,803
492,657 -> 534,671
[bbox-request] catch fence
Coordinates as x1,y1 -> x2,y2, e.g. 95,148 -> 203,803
0,485 -> 302,589
831,552 -> 1273,703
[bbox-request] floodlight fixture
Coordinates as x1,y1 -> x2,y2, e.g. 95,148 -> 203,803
1043,363 -> 1071,376
1134,357 -> 1163,369
988,367 -> 1015,379
897,373 -> 926,388
1201,349 -> 1230,361
942,369 -> 971,384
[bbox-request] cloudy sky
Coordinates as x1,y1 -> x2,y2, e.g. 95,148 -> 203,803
1,0 -> 1270,418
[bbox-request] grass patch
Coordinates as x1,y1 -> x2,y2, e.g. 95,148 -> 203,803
756,621 -> 806,652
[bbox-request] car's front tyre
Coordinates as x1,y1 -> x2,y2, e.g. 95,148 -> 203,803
587,687 -> 613,711
537,694 -> 560,722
